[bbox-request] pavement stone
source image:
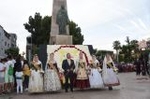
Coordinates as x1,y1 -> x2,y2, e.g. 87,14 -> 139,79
0,72 -> 150,99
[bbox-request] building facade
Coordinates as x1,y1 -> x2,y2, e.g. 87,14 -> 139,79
0,25 -> 17,58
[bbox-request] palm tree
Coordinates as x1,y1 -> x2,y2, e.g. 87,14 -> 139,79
113,40 -> 121,63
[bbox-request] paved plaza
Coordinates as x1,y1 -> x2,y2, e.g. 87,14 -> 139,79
0,72 -> 150,99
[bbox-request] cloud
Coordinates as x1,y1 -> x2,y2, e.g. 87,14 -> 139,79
0,0 -> 150,54
137,18 -> 148,30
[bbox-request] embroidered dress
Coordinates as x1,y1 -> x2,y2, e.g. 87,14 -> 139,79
28,61 -> 44,93
44,61 -> 61,92
76,60 -> 90,89
102,56 -> 120,87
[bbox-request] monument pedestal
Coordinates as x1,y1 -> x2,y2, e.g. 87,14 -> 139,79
50,35 -> 72,45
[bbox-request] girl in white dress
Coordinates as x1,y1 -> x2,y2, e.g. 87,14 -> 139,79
28,54 -> 44,93
44,53 -> 61,92
88,55 -> 104,88
102,54 -> 120,90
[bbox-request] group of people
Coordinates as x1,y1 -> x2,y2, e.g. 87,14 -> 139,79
0,52 -> 120,95
0,55 -> 30,94
28,52 -> 120,93
134,53 -> 150,77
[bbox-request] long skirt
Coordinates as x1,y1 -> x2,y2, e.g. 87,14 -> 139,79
89,69 -> 104,88
103,68 -> 120,86
28,70 -> 44,93
44,69 -> 61,92
76,79 -> 90,89
76,68 -> 90,89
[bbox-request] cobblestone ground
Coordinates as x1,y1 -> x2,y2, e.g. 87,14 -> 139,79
0,72 -> 150,99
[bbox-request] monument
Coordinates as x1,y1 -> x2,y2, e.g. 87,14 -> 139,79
38,0 -> 93,73
49,0 -> 72,45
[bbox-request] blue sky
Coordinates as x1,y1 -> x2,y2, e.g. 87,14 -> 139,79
0,0 -> 150,54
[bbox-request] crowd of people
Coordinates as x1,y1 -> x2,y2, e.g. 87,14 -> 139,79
134,53 -> 150,77
0,52 -> 120,95
0,55 -> 30,94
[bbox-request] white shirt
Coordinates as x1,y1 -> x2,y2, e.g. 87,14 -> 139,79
12,59 -> 16,64
7,60 -> 14,68
5,60 -> 14,74
0,63 -> 5,77
67,59 -> 71,65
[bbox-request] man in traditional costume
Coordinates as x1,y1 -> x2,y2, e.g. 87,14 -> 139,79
62,53 -> 75,92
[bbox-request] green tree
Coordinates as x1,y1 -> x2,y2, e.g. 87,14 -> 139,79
130,40 -> 139,59
120,45 -> 131,62
113,40 -> 121,62
69,21 -> 84,44
24,13 -> 51,46
96,50 -> 113,59
24,13 -> 84,46
93,48 -> 98,55
5,47 -> 19,57
119,37 -> 138,63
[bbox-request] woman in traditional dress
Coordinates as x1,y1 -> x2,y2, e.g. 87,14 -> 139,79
28,54 -> 44,93
76,51 -> 90,90
44,53 -> 61,92
88,55 -> 104,88
102,54 -> 120,90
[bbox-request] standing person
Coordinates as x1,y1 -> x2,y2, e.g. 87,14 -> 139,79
102,54 -> 120,90
3,58 -> 7,93
134,58 -> 141,76
141,58 -> 147,76
23,60 -> 30,91
15,67 -> 23,94
0,59 -> 6,94
62,53 -> 75,92
147,53 -> 150,78
88,55 -> 104,89
44,53 -> 61,92
5,55 -> 15,92
76,51 -> 90,90
14,55 -> 22,91
28,54 -> 44,93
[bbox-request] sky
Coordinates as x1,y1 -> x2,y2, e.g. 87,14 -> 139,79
0,0 -> 150,54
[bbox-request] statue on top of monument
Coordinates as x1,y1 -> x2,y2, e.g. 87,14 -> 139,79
56,5 -> 69,35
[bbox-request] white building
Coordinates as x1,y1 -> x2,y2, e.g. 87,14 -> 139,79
0,25 -> 17,58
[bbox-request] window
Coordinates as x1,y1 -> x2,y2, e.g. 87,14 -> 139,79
5,42 -> 7,46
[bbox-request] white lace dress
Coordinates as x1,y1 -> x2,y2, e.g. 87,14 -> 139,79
28,61 -> 44,93
44,62 -> 61,92
89,60 -> 104,88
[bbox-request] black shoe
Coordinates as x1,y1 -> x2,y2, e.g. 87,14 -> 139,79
71,89 -> 73,92
108,87 -> 113,90
65,89 -> 68,92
